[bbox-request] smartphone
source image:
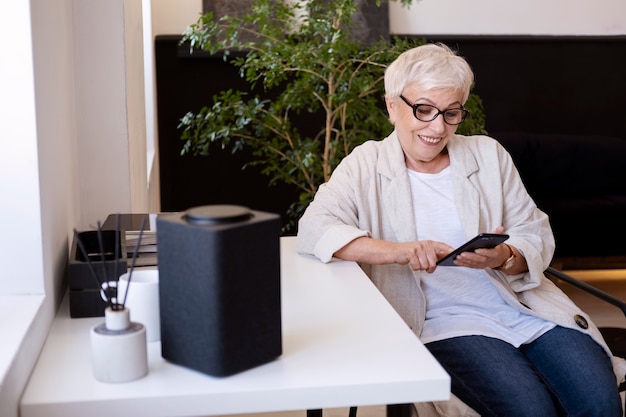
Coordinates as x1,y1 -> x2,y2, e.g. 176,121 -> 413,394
436,233 -> 509,266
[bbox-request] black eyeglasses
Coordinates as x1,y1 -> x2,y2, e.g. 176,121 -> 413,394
399,95 -> 469,125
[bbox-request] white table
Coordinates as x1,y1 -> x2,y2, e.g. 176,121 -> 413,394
20,236 -> 449,417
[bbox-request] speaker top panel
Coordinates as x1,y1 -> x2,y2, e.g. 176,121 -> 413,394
184,205 -> 252,225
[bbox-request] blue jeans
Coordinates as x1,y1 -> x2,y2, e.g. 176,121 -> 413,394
426,326 -> 622,417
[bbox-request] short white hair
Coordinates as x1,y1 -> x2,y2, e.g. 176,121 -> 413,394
384,43 -> 474,104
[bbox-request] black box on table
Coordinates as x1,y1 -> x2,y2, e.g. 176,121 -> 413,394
68,230 -> 127,318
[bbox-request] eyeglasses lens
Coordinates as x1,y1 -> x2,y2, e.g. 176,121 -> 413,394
415,104 -> 466,125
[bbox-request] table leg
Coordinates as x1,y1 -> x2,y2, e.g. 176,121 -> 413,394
307,410 -> 322,417
387,404 -> 412,417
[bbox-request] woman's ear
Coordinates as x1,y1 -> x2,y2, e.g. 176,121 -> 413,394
385,95 -> 397,124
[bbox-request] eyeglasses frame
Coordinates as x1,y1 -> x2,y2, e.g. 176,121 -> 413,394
399,95 -> 469,126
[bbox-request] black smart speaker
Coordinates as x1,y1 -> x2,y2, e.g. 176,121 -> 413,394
156,205 -> 282,376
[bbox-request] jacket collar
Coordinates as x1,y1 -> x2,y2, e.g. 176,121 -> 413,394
378,131 -> 481,242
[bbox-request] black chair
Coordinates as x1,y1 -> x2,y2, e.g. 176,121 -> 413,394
350,267 -> 626,417
544,267 -> 626,392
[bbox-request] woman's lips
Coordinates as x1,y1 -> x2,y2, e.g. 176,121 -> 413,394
418,134 -> 442,145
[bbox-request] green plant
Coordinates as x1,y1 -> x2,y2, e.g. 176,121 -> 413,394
179,0 -> 486,230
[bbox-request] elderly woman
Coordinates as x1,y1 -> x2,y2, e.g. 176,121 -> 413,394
296,43 -> 625,417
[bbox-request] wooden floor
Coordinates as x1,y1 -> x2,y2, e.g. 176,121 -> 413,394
222,269 -> 626,417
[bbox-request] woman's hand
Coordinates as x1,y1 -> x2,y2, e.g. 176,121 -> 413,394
394,240 -> 456,273
453,243 -> 511,269
334,237 -> 454,273
452,226 -> 527,273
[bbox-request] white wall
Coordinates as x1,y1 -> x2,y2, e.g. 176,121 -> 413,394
73,0 -> 149,228
0,2 -> 45,296
151,0 -> 202,36
149,0 -> 626,37
0,0 -> 78,414
389,0 -> 626,35
0,0 -> 147,415
142,0 -> 202,214
0,0 -> 151,302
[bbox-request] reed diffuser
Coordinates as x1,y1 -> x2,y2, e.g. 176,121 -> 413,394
74,215 -> 149,383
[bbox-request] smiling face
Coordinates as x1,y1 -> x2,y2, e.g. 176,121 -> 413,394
386,85 -> 464,173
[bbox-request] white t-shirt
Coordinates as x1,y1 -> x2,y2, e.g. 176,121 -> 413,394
408,167 -> 555,346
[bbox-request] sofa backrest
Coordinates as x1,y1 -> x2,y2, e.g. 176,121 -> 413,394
493,132 -> 626,198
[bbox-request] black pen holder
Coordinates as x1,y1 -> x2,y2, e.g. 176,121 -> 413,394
68,230 -> 127,318
157,205 -> 282,377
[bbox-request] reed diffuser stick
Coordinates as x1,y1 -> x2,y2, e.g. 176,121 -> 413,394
73,229 -> 105,296
115,213 -> 120,298
121,217 -> 146,308
96,221 -> 114,309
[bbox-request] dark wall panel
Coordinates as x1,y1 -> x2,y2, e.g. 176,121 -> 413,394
420,35 -> 626,136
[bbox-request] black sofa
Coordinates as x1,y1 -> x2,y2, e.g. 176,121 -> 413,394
493,132 -> 626,266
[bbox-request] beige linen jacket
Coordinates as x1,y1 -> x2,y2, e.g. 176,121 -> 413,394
297,131 -> 626,417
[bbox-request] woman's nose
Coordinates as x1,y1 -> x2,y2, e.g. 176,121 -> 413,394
429,114 -> 447,133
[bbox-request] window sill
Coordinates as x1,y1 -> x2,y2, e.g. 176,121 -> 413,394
0,294 -> 45,392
